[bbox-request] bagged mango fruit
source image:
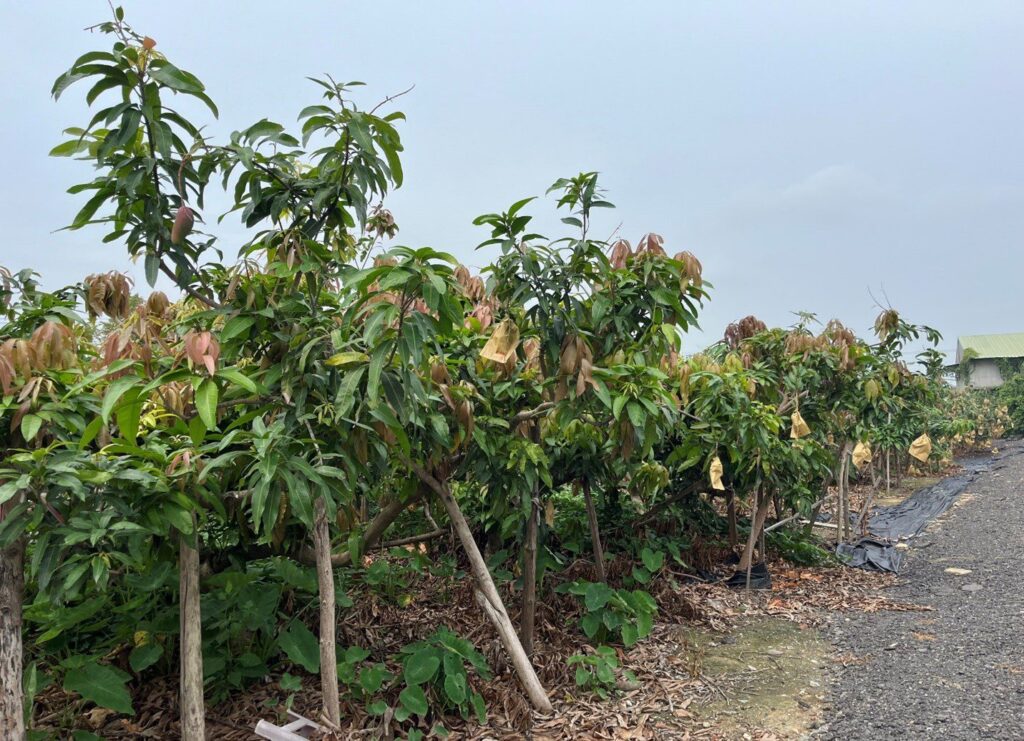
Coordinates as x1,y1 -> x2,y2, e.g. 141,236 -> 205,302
909,433 -> 932,462
709,456 -> 725,491
790,410 -> 811,439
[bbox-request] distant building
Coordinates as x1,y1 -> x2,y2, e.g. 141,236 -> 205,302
956,332 -> 1024,388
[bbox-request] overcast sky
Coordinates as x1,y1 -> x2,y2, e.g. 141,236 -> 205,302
3,1 -> 1022,357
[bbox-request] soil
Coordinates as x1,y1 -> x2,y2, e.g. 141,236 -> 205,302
819,445 -> 1024,740
676,617 -> 830,739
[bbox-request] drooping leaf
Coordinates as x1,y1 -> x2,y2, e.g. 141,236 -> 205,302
279,621 -> 320,674
64,663 -> 134,715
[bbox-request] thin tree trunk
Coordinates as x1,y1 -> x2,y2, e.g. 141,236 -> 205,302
0,526 -> 25,740
520,493 -> 539,656
179,521 -> 205,741
738,490 -> 771,574
410,463 -> 552,713
727,491 -> 738,548
804,483 -> 829,537
858,485 -> 876,536
313,496 -> 341,728
886,412 -> 892,495
885,448 -> 891,495
297,492 -> 422,567
836,443 -> 853,543
581,479 -> 606,583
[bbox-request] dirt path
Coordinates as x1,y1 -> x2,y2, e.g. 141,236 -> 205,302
821,447 -> 1024,740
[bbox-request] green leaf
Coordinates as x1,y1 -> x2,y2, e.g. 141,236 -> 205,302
195,378 -> 219,430
149,63 -> 204,93
443,669 -> 467,705
403,648 -> 440,686
279,621 -> 320,674
636,611 -> 654,639
641,548 -> 664,572
325,351 -> 370,368
584,582 -> 614,611
219,316 -> 255,342
366,699 -> 388,716
399,684 -> 429,717
620,623 -> 639,647
632,566 -> 651,584
115,388 -> 142,442
0,481 -> 21,507
79,416 -> 104,450
162,504 -> 194,536
470,691 -> 487,724
216,367 -> 257,394
64,662 -> 133,715
359,664 -> 388,694
20,414 -> 43,442
581,612 -> 602,639
129,643 -> 163,673
101,377 -> 140,424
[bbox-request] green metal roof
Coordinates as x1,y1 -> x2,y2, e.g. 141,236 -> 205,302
958,332 -> 1024,360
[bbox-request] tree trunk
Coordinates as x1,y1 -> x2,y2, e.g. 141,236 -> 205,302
885,448 -> 891,495
0,529 -> 25,740
726,491 -> 738,548
836,443 -> 853,544
804,484 -> 828,537
520,494 -> 539,656
581,479 -> 606,583
410,463 -> 552,713
313,496 -> 341,728
738,490 -> 771,575
297,492 -> 421,568
179,522 -> 205,741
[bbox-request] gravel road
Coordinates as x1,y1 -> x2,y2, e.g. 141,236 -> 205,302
821,444 -> 1024,740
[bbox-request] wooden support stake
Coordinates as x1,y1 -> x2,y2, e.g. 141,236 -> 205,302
0,526 -> 25,740
179,519 -> 206,741
312,496 -> 341,727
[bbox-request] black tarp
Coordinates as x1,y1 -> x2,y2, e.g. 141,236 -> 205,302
837,439 -> 1024,572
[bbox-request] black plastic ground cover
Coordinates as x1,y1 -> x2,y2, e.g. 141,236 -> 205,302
837,439 -> 1024,573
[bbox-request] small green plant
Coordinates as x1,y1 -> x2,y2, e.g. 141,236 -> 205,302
630,547 -> 665,585
278,673 -> 302,714
330,645 -> 394,717
360,547 -> 429,604
394,628 -> 491,724
766,529 -> 835,566
559,581 -> 658,647
568,646 -> 634,698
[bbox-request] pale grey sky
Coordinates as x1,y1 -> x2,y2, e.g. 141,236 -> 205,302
3,1 -> 1022,356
